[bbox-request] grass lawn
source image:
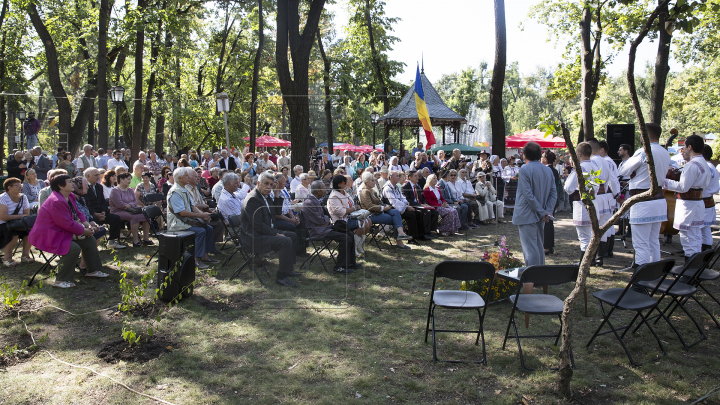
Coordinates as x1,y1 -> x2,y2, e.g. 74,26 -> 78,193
2,210 -> 720,404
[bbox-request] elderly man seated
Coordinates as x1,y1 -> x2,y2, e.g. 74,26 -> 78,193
241,172 -> 300,287
476,172 -> 505,223
166,167 -> 219,269
217,171 -> 243,228
303,180 -> 360,274
382,170 -> 428,241
186,168 -> 224,243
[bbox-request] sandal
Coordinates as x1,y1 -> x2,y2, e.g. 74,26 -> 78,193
21,256 -> 36,263
52,281 -> 76,289
3,260 -> 19,267
85,271 -> 109,278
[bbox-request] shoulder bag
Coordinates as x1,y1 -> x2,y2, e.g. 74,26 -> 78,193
7,196 -> 37,232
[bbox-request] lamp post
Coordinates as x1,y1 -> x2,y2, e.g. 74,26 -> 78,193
370,111 -> 379,148
17,109 -> 26,151
109,85 -> 125,150
216,92 -> 230,151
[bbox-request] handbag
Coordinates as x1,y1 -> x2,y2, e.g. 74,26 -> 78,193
7,196 -> 37,232
332,220 -> 348,233
125,206 -> 143,215
348,208 -> 371,221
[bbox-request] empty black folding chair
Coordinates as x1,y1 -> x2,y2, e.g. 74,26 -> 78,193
142,205 -> 167,265
637,250 -> 714,350
667,242 -> 720,329
586,259 -> 675,367
502,265 -> 579,371
424,260 -> 495,363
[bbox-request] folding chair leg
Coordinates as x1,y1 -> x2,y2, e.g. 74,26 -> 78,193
146,248 -> 159,266
690,294 -> 720,329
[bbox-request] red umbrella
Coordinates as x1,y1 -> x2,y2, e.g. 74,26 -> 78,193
505,129 -> 567,148
242,135 -> 291,147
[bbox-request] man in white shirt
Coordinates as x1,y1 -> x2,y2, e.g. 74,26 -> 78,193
289,165 -> 304,193
76,144 -> 98,173
457,168 -> 481,226
701,145 -> 719,252
217,172 -> 244,234
106,149 -> 128,171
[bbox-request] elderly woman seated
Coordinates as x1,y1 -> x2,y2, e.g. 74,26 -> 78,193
21,169 -> 46,209
0,178 -> 34,266
109,172 -> 152,247
29,174 -> 108,288
358,171 -> 411,249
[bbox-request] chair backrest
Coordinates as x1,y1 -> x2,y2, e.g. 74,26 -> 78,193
142,205 -> 163,220
630,258 -> 675,284
674,249 -> 715,283
227,214 -> 242,228
434,261 -> 496,283
144,192 -> 165,204
519,265 -> 579,286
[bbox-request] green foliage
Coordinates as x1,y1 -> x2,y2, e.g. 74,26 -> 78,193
1,278 -> 42,309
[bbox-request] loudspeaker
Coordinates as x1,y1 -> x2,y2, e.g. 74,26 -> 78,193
606,124 -> 635,164
157,231 -> 196,302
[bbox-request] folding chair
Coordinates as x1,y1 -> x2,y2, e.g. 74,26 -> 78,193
225,215 -> 271,285
366,222 -> 393,251
667,242 -> 720,329
502,265 -> 579,371
637,250 -> 714,350
142,205 -> 167,265
28,251 -> 58,286
143,192 -> 166,229
586,259 -> 675,367
424,261 -> 495,364
217,210 -> 233,251
297,212 -> 336,273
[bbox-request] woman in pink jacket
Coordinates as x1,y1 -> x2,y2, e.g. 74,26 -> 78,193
29,174 -> 107,288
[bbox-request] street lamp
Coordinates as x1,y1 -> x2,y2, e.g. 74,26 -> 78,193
17,109 -> 26,150
109,85 -> 125,150
370,111 -> 379,147
216,92 -> 230,151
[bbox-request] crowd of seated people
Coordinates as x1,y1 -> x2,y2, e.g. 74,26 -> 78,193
1,144 -> 520,289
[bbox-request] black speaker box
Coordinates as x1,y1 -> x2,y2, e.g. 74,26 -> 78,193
606,124 -> 635,165
157,231 -> 196,302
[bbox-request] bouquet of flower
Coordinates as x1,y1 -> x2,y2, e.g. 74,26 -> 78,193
461,236 -> 522,302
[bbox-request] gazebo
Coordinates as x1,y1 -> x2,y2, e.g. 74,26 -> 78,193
377,69 -> 467,155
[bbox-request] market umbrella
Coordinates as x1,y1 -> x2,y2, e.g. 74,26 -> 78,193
505,129 -> 566,148
430,142 -> 484,155
242,135 -> 291,147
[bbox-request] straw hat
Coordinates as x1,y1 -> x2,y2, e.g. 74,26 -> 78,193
308,170 -> 317,179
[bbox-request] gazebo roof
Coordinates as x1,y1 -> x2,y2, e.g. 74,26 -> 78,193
377,72 -> 467,127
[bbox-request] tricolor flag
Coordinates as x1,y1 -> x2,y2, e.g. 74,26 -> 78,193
414,64 -> 436,148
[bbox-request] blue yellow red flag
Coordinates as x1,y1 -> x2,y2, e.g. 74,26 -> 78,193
414,65 -> 436,148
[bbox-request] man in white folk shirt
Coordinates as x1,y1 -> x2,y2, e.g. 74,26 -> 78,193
617,143 -> 633,237
664,134 -> 711,261
564,142 -> 602,265
587,138 -> 614,266
617,123 -> 671,269
598,140 -> 622,258
701,144 -> 719,252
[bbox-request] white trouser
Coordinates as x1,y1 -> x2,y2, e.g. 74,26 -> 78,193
492,201 -> 504,218
477,202 -> 490,221
680,226 -> 703,257
703,207 -> 716,246
576,225 -> 592,251
632,222 -> 661,265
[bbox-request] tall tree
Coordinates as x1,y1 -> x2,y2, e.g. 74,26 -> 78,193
275,0 -> 326,170
131,0 -> 147,160
317,27 -> 334,152
250,0 -> 264,154
649,0 -> 671,124
97,0 -> 109,149
489,0 -> 506,158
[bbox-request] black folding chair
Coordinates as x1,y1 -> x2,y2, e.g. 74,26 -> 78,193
637,250 -> 714,350
586,259 -> 675,367
424,261 -> 495,364
667,242 -> 720,329
297,211 -> 336,273
225,215 -> 271,285
502,265 -> 579,371
28,251 -> 58,286
142,205 -> 167,265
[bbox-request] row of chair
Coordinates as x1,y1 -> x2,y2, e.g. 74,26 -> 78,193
426,244 -> 720,369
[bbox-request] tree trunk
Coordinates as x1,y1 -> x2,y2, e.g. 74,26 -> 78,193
250,0 -> 264,154
88,102 -> 95,146
141,24 -> 161,151
1,0 -> 7,172
131,1 -> 146,160
97,0 -> 109,149
489,0 -> 506,159
364,0 -> 390,152
579,5 -> 594,141
275,0 -> 326,171
317,28 -> 334,153
649,0 -> 671,125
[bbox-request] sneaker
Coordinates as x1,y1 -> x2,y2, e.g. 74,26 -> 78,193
107,240 -> 127,249
85,271 -> 109,278
52,281 -> 76,288
196,261 -> 209,269
3,260 -> 19,267
21,256 -> 36,263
